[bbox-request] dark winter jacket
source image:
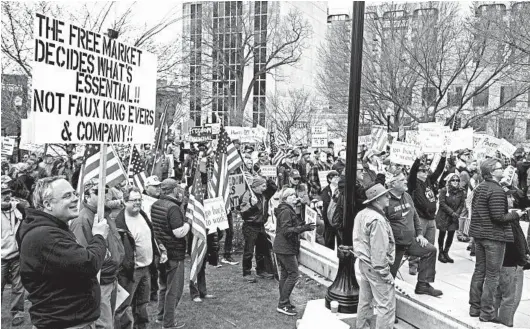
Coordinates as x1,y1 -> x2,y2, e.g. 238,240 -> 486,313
150,195 -> 187,261
115,209 -> 160,283
16,209 -> 107,329
385,192 -> 422,246
435,187 -> 465,232
240,179 -> 277,225
408,157 -> 446,219
468,179 -> 519,242
321,185 -> 333,227
273,203 -> 305,255
70,202 -> 125,285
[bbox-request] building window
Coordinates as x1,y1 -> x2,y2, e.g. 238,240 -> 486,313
422,86 -> 437,107
500,86 -> 517,108
498,118 -> 515,140
252,1 -> 267,127
473,87 -> 489,107
447,86 -> 462,107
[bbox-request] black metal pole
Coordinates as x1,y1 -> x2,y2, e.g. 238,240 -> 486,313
387,115 -> 391,133
325,1 -> 364,314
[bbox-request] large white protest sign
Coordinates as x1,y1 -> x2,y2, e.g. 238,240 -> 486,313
389,141 -> 421,166
444,128 -> 474,152
1,137 -> 16,157
304,206 -> 318,244
260,165 -> 277,179
30,13 -> 157,144
499,139 -> 517,158
418,123 -> 445,153
204,197 -> 229,232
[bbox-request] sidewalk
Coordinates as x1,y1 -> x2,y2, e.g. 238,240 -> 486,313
396,221 -> 530,328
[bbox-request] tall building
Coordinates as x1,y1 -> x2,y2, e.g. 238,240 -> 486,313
180,1 -> 327,127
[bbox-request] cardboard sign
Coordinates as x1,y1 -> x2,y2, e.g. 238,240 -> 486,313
499,139 -> 517,158
1,137 -> 16,157
444,128 -> 474,152
190,126 -> 212,138
405,130 -> 420,147
311,126 -> 328,148
30,13 -> 157,144
229,174 -> 247,210
418,123 -> 445,153
260,165 -> 277,178
303,206 -> 317,244
389,141 -> 421,166
204,197 -> 229,232
318,170 -> 331,189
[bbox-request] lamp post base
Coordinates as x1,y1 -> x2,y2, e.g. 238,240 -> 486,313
325,246 -> 359,314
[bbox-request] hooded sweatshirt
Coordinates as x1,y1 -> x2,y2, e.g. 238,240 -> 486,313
16,209 -> 107,329
273,203 -> 305,255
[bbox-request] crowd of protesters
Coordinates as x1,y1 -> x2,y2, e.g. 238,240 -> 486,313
1,136 -> 530,328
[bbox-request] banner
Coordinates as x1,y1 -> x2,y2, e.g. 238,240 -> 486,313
311,126 -> 328,148
1,137 -> 16,157
30,13 -> 157,144
229,174 -> 247,210
389,141 -> 421,166
260,165 -> 277,179
203,197 -> 229,232
190,126 -> 212,139
318,170 -> 331,189
303,206 -> 317,244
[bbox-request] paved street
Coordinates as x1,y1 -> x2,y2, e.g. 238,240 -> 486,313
397,221 -> 530,328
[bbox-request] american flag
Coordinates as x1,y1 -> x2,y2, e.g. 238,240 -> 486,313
208,125 -> 244,212
127,145 -> 147,193
276,131 -> 288,146
187,161 -> 207,284
270,131 -> 286,166
78,144 -> 127,191
258,138 -> 266,152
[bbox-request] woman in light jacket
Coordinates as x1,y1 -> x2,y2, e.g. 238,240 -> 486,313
272,188 -> 315,316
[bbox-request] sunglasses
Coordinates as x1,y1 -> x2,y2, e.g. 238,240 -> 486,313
450,179 -> 460,182
292,177 -> 300,181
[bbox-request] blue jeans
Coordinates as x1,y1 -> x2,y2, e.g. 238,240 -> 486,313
469,238 -> 506,320
276,254 -> 299,308
157,260 -> 185,327
408,217 -> 436,271
1,257 -> 25,317
115,266 -> 151,329
495,266 -> 524,327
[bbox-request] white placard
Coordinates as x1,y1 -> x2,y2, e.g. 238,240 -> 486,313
389,141 -> 421,166
1,137 -> 16,157
203,197 -> 229,232
499,139 -> 517,158
311,126 -> 328,148
318,170 -> 331,189
30,13 -> 157,144
444,128 -> 474,152
259,165 -> 277,178
418,123 -> 445,153
304,206 -> 317,244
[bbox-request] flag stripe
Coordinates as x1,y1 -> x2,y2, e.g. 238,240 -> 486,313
81,144 -> 126,188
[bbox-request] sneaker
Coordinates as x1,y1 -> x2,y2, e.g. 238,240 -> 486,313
257,272 -> 275,279
409,266 -> 417,276
415,283 -> 443,297
193,297 -> 203,303
221,257 -> 239,265
164,323 -> 186,329
277,306 -> 297,316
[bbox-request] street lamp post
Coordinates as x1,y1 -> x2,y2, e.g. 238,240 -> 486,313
325,1 -> 364,314
14,96 -> 23,162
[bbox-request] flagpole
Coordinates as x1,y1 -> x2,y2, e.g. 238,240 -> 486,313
127,144 -> 134,181
151,103 -> 169,176
96,144 -> 108,224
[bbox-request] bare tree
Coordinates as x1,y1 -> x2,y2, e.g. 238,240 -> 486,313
182,2 -> 312,126
264,88 -> 314,143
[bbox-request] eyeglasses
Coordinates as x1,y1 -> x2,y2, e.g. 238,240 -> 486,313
418,169 -> 428,173
127,198 -> 143,203
292,178 -> 300,181
53,190 -> 79,201
493,166 -> 503,171
450,179 -> 460,182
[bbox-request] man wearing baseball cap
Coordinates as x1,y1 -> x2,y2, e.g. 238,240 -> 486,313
352,183 -> 396,328
145,175 -> 162,199
286,169 -> 310,218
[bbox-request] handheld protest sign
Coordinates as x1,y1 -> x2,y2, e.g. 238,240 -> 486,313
31,13 -> 157,145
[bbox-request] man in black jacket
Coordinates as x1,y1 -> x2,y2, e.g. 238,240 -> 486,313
320,171 -> 339,249
239,176 -> 277,283
16,176 -> 109,329
151,179 -> 189,329
407,152 -> 446,275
